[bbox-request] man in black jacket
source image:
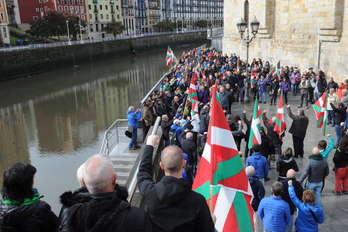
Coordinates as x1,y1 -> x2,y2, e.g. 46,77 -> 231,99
66,154 -> 153,232
280,169 -> 303,232
137,135 -> 215,232
287,105 -> 309,158
161,114 -> 174,147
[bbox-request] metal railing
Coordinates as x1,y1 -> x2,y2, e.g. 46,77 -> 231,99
99,119 -> 128,154
126,116 -> 161,203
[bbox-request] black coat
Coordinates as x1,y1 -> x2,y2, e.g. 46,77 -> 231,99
280,178 -> 303,215
276,155 -> 299,178
161,119 -> 174,141
67,192 -> 153,232
0,198 -> 58,232
287,107 -> 309,138
137,146 -> 214,232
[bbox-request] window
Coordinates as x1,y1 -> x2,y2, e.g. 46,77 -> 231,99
117,14 -> 119,19
70,0 -> 72,4
88,4 -> 91,9
39,0 -> 42,3
100,14 -> 103,19
0,13 -> 3,21
101,24 -> 104,30
106,14 -> 108,19
99,5 -> 102,10
105,5 -> 108,10
89,14 -> 92,18
58,6 -> 63,11
36,8 -> 39,12
75,6 -> 79,12
81,15 -> 85,20
0,1 -> 2,7
33,16 -> 39,20
58,0 -> 62,4
3,27 -> 7,38
80,0 -> 83,4
64,6 -> 68,12
96,24 -> 99,31
90,24 -> 93,32
80,6 -> 84,13
116,5 -> 118,10
64,0 -> 67,4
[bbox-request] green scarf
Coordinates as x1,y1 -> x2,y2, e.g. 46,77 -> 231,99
2,196 -> 41,206
308,153 -> 323,160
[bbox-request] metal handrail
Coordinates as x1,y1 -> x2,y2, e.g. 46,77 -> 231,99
140,72 -> 168,104
126,116 -> 161,203
100,119 -> 128,154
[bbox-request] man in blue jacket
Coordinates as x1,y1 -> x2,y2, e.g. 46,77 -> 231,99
258,181 -> 291,232
127,105 -> 142,150
246,144 -> 269,183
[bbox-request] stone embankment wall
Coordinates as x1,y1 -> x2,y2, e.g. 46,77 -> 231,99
0,31 -> 207,80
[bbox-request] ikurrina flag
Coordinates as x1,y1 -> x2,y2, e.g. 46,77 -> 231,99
166,46 -> 175,67
272,61 -> 281,80
313,92 -> 328,136
274,91 -> 286,137
193,85 -> 254,232
188,77 -> 199,117
248,98 -> 262,149
250,75 -> 257,89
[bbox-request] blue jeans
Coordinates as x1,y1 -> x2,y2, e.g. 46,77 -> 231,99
129,127 -> 138,148
259,91 -> 267,102
292,84 -> 298,95
328,110 -> 335,124
285,213 -> 294,232
306,181 -> 323,206
335,125 -> 342,146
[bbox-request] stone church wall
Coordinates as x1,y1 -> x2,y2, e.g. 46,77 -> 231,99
223,0 -> 347,81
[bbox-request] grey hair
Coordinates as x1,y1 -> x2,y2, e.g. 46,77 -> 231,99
128,106 -> 134,111
162,114 -> 168,120
76,163 -> 85,187
272,181 -> 283,196
83,154 -> 114,194
245,166 -> 255,177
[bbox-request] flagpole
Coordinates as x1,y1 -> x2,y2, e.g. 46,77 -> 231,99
304,105 -> 313,115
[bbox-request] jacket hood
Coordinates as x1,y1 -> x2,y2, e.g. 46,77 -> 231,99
252,152 -> 262,159
280,155 -> 293,163
155,176 -> 192,204
1,201 -> 40,226
248,176 -> 259,184
59,186 -> 91,207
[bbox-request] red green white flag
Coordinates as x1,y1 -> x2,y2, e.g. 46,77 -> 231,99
248,98 -> 262,149
271,61 -> 281,80
193,85 -> 254,232
312,92 -> 328,136
166,46 -> 175,67
188,77 -> 199,117
274,91 -> 286,137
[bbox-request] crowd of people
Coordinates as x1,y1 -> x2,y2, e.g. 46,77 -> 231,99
0,47 -> 348,231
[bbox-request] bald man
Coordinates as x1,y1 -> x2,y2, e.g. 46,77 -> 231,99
67,154 -> 153,232
299,147 -> 329,206
280,169 -> 303,232
137,135 -> 214,232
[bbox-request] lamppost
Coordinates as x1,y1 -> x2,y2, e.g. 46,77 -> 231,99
236,17 -> 260,102
79,20 -> 84,44
66,20 -> 72,45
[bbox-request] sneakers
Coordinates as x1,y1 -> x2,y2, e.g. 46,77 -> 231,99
298,105 -> 302,108
332,190 -> 342,195
306,106 -> 310,109
129,147 -> 136,150
343,190 -> 348,195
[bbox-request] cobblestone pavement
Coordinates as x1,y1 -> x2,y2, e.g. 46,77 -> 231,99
230,93 -> 347,232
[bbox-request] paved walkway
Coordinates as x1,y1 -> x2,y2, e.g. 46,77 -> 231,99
231,93 -> 347,232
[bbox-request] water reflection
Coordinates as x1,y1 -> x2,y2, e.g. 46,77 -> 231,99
0,42 -> 204,213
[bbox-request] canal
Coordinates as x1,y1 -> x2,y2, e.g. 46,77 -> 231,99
0,41 -> 208,214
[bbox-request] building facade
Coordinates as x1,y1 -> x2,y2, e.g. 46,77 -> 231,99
223,0 -> 348,81
0,0 -> 10,45
168,0 -> 223,31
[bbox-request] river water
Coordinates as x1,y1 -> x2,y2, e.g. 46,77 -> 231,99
0,41 -> 206,214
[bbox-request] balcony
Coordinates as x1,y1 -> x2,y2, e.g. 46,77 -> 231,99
110,0 -> 114,3
94,9 -> 98,13
111,9 -> 115,13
